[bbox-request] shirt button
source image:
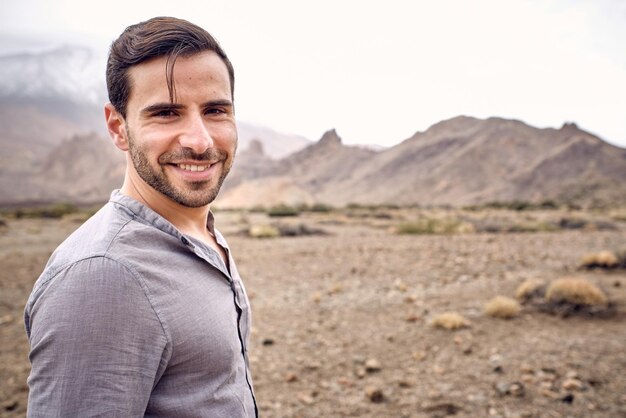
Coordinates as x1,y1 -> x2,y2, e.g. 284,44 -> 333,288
181,236 -> 190,245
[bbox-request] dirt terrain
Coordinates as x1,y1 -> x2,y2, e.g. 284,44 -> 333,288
1,208 -> 625,418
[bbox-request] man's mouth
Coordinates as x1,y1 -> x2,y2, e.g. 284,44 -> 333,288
176,163 -> 213,172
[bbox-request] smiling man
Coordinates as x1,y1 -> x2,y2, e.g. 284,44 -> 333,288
24,17 -> 257,417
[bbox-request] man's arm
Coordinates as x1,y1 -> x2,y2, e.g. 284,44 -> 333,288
26,256 -> 168,417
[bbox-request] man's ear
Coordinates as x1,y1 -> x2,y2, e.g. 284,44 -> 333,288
104,103 -> 129,151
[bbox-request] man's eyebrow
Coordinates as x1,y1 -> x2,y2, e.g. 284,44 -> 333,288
203,99 -> 233,108
140,103 -> 185,115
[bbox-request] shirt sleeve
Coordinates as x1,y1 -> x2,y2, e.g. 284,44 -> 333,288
26,256 -> 169,417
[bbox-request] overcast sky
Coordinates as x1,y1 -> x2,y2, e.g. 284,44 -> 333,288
1,0 -> 625,147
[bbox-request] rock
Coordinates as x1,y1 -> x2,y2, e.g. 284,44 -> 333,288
422,401 -> 461,415
540,388 -> 560,399
495,382 -> 510,396
2,400 -> 18,411
0,314 -> 14,325
519,363 -> 534,373
462,345 -> 473,355
561,393 -> 575,404
397,380 -> 412,388
262,338 -> 275,346
510,382 -> 525,397
284,373 -> 298,382
405,313 -> 421,322
365,358 -> 382,373
365,386 -> 385,403
562,378 -> 584,391
495,381 -> 524,397
489,354 -> 503,366
297,392 -> 315,405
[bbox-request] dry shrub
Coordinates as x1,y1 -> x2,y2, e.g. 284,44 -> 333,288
248,224 -> 280,238
484,296 -> 521,319
545,278 -> 608,307
396,218 -> 475,235
430,312 -> 470,330
580,251 -> 619,269
515,278 -> 546,303
273,223 -> 327,237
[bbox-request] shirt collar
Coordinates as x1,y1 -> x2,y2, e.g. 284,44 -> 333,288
108,190 -> 219,243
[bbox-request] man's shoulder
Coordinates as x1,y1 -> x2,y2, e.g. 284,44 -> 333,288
45,202 -> 133,271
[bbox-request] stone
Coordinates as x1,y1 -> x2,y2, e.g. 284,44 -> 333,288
494,382 -> 510,396
510,382 -> 525,397
365,386 -> 385,403
562,378 -> 584,391
365,358 -> 382,373
297,392 -> 315,405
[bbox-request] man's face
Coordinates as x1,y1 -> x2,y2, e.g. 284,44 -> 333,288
122,50 -> 237,208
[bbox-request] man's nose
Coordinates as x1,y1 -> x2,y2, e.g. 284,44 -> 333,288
179,114 -> 213,154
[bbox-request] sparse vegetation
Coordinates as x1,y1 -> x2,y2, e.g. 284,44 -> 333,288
395,218 -> 474,235
580,251 -> 619,269
248,224 -> 280,238
515,278 -> 546,303
484,296 -> 521,319
272,223 -> 327,237
545,278 -> 608,307
247,223 -> 327,238
9,203 -> 79,219
469,200 -> 560,211
300,203 -> 334,213
430,312 -> 470,330
267,204 -> 300,217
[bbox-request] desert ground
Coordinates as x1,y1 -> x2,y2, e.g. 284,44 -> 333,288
1,206 -> 625,418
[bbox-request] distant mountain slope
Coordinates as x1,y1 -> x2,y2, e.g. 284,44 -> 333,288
329,116 -> 626,206
216,116 -> 626,208
216,129 -> 377,208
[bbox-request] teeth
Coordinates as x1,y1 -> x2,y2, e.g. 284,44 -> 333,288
178,164 -> 209,172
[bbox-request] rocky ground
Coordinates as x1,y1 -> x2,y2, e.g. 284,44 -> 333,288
1,207 -> 625,418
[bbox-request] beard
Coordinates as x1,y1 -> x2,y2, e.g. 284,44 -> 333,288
126,132 -> 234,208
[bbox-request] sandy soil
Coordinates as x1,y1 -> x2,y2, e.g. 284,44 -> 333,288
1,209 -> 625,418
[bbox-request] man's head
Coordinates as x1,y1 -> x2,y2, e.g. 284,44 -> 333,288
105,17 -> 237,209
106,16 -> 235,119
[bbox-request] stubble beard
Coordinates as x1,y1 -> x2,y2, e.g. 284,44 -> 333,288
126,131 -> 234,208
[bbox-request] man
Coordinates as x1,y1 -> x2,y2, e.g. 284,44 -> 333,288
24,17 -> 257,417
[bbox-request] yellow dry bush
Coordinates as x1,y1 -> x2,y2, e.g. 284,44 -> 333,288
580,251 -> 619,269
248,224 -> 280,238
430,312 -> 470,330
515,278 -> 546,303
545,278 -> 608,307
484,296 -> 521,319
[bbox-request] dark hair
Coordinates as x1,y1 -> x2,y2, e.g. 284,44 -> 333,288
106,16 -> 235,118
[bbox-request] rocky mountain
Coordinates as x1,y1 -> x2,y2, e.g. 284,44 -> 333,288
2,43 -> 624,208
218,129 -> 377,207
216,116 -> 626,208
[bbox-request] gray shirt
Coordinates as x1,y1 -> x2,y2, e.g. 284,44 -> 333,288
24,191 -> 258,417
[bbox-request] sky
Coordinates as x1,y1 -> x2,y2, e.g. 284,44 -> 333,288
1,0 -> 625,148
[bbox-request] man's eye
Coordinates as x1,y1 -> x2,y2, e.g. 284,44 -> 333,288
205,108 -> 226,115
153,110 -> 177,117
